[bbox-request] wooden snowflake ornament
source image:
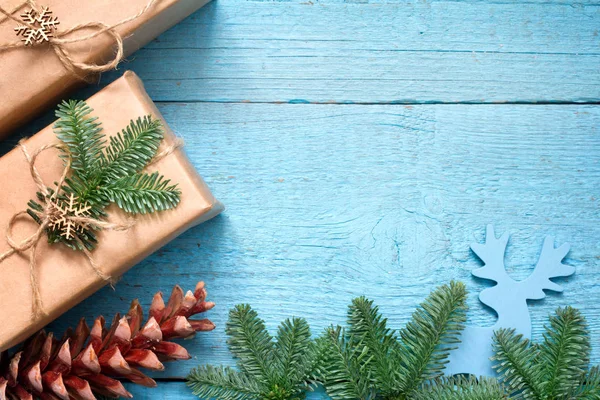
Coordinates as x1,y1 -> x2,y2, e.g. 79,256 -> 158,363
14,6 -> 59,46
46,194 -> 92,240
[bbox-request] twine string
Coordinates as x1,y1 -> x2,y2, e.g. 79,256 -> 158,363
148,137 -> 185,166
0,141 -> 129,319
0,138 -> 183,320
0,0 -> 159,80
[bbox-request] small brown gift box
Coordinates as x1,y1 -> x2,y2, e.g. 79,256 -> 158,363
0,71 -> 223,351
0,0 -> 210,138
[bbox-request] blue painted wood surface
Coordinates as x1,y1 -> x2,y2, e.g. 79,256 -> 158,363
1,0 -> 599,398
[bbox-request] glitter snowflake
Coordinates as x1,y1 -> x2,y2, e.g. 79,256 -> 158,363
47,194 -> 92,240
14,6 -> 59,46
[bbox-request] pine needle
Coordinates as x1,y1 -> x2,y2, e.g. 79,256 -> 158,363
99,116 -> 164,182
491,329 -> 545,399
539,306 -> 590,397
397,281 -> 468,397
28,100 -> 180,250
274,317 -> 315,394
54,100 -> 104,181
318,281 -> 467,400
347,296 -> 402,395
187,288 -> 600,400
226,304 -> 276,385
187,365 -> 262,400
492,306 -> 596,400
568,366 -> 600,399
103,172 -> 180,214
320,326 -> 375,400
188,305 -> 319,400
415,376 -> 508,400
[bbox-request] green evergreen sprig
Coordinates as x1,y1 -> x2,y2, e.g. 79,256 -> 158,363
490,306 -> 599,400
318,281 -> 468,400
401,306 -> 600,399
187,305 -> 321,400
27,100 -> 181,251
187,282 -> 470,400
415,376 -> 508,400
187,284 -> 600,400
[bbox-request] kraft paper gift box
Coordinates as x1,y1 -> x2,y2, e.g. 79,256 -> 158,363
0,0 -> 210,138
0,71 -> 223,351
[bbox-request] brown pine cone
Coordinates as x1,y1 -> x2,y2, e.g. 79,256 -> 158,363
0,281 -> 215,399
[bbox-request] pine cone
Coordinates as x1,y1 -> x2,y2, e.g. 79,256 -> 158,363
0,282 -> 215,399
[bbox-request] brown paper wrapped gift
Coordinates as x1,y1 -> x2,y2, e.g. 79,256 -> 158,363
0,71 -> 223,351
0,0 -> 210,138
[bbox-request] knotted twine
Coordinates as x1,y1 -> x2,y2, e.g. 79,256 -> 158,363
0,137 -> 184,320
0,0 -> 160,81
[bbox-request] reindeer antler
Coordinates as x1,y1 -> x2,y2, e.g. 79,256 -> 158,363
471,225 -> 574,300
471,225 -> 511,284
523,235 -> 574,300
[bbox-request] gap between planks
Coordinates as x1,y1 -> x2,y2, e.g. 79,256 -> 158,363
154,100 -> 600,105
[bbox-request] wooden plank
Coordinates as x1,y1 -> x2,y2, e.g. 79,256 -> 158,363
126,381 -> 326,398
126,382 -> 197,399
97,0 -> 600,104
36,103 -> 600,379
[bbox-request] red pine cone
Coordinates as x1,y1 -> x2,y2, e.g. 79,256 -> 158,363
0,281 -> 215,399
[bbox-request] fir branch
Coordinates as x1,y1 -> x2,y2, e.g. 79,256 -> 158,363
187,287 -> 600,400
188,306 -> 319,400
226,304 -> 276,385
318,282 -> 467,400
491,329 -> 545,399
307,334 -> 333,388
414,376 -> 508,400
102,172 -> 181,214
27,100 -> 181,250
98,116 -> 164,183
397,281 -> 468,397
491,307 -> 597,400
319,326 -> 375,400
568,366 -> 600,399
347,296 -> 402,395
538,306 -> 590,398
187,365 -> 263,400
274,317 -> 314,394
54,100 -> 104,182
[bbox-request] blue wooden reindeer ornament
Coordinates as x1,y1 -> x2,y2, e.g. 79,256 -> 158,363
445,225 -> 574,377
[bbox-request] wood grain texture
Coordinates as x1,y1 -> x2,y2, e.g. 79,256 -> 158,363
1,0 -> 599,398
88,0 -> 600,104
125,381 -> 325,399
38,103 -> 600,382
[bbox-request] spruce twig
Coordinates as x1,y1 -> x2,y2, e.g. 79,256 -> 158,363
319,326 -> 375,400
187,305 -> 319,400
415,376 -> 508,400
490,306 -> 598,400
318,281 -> 468,400
539,307 -> 590,398
397,281 -> 468,397
438,307 -> 600,399
186,285 -> 600,400
28,100 -> 181,251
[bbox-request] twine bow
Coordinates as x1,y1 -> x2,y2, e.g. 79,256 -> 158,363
0,137 -> 184,320
0,0 -> 160,81
0,141 -> 134,320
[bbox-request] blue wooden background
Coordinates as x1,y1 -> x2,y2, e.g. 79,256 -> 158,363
1,0 -> 599,398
